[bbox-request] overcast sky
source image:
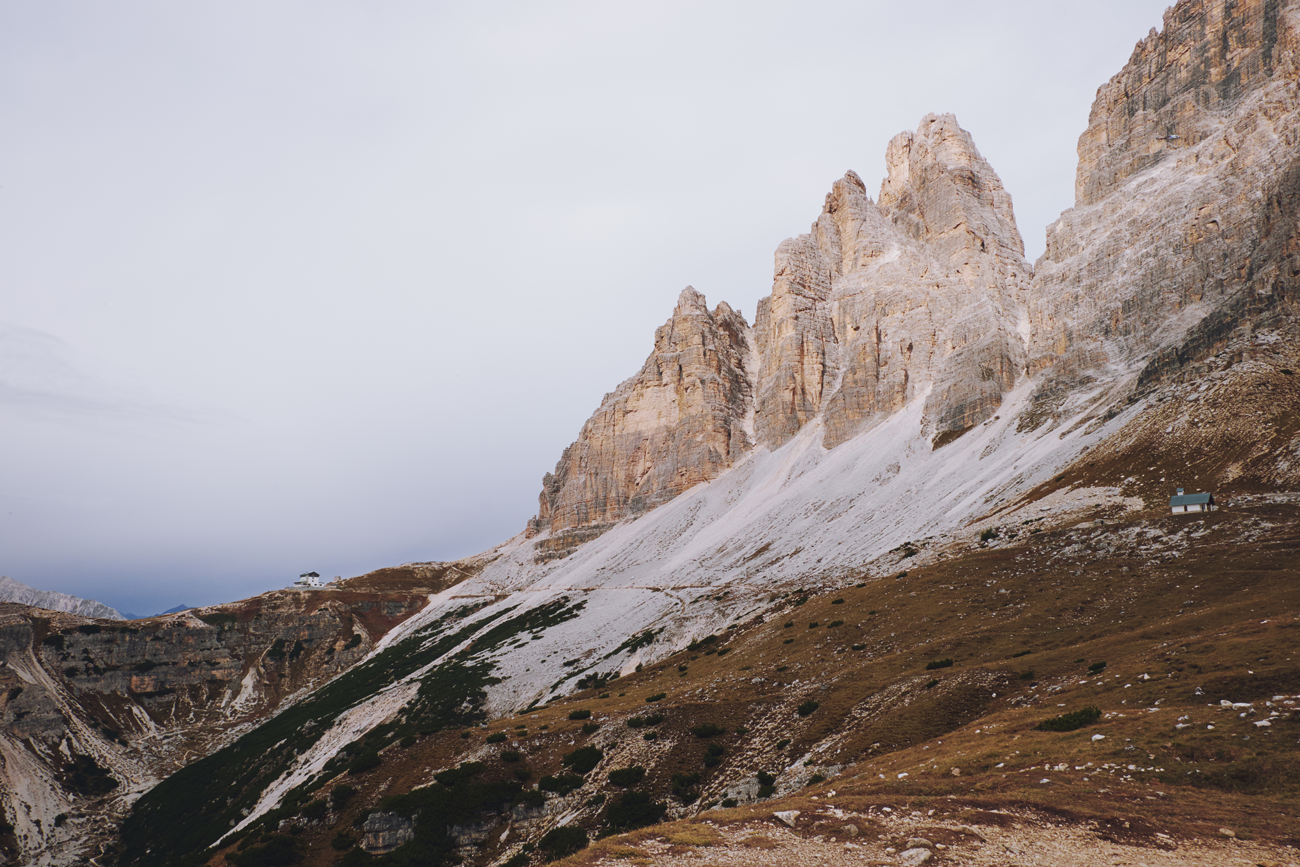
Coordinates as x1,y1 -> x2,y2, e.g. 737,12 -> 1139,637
1,1 -> 1172,616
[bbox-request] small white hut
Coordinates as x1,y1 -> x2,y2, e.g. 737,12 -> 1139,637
1169,488 -> 1215,514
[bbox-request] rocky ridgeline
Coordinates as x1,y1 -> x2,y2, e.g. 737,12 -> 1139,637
0,576 -> 121,621
1026,0 -> 1300,421
534,113 -> 1035,541
0,588 -> 427,863
531,0 -> 1300,542
528,289 -> 753,550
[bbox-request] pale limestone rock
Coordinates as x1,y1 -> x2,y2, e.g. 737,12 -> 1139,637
529,287 -> 752,547
1025,0 -> 1300,426
755,114 -> 1030,449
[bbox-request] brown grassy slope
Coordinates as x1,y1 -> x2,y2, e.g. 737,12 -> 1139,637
227,498 -> 1300,866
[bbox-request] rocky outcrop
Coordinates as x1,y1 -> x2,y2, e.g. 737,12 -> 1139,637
532,114 -> 1033,540
1026,0 -> 1300,424
0,576 -> 122,620
529,287 -> 753,545
754,115 -> 1030,449
0,584 -> 430,865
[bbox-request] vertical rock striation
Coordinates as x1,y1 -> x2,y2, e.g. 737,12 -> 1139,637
528,288 -> 753,551
532,115 -> 1032,541
1026,0 -> 1300,424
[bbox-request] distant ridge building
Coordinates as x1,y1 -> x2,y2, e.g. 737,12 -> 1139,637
1169,488 -> 1215,514
293,571 -> 323,588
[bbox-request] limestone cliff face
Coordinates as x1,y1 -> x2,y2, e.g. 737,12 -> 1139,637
529,288 -> 753,544
532,115 -> 1033,541
530,0 -> 1300,541
1027,0 -> 1300,422
753,114 -> 1030,449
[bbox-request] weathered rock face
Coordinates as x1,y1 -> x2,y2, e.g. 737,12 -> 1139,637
754,115 -> 1031,449
0,583 -> 432,865
1026,0 -> 1300,423
0,575 -> 121,620
532,116 -> 1033,540
530,0 -> 1298,541
529,287 -> 753,544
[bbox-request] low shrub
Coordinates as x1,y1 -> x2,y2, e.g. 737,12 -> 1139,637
605,791 -> 665,831
346,752 -> 381,776
690,722 -> 726,738
626,713 -> 663,728
1087,661 -> 1107,675
330,785 -> 357,808
924,679 -> 940,689
581,722 -> 600,734
796,700 -> 819,717
561,746 -> 603,775
538,774 -> 584,795
567,709 -> 592,721
925,658 -> 954,670
1036,706 -> 1102,732
645,693 -> 666,703
607,766 -> 646,787
501,750 -> 521,763
539,825 -> 587,861
485,732 -> 508,744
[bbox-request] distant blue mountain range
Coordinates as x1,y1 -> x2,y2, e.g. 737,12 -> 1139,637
120,604 -> 190,620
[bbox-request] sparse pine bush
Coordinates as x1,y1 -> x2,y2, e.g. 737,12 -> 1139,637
561,746 -> 603,775
567,709 -> 591,721
1035,706 -> 1102,732
486,732 -> 507,744
607,766 -> 646,787
605,791 -> 665,830
539,825 -> 587,861
925,658 -> 954,670
690,722 -> 725,738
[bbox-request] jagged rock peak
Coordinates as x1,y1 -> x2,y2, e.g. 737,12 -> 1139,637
1076,0 -> 1297,208
754,114 -> 1031,449
528,288 -> 754,545
1025,0 -> 1300,422
879,112 -> 1026,267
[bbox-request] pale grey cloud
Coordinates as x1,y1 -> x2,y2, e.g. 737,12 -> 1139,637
0,322 -> 212,423
0,1 -> 1173,616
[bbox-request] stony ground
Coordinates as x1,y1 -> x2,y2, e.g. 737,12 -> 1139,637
569,807 -> 1299,867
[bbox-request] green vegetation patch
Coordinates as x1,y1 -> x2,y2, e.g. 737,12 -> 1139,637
1035,706 -> 1102,732
604,791 -> 665,831
539,826 -> 588,861
607,766 -> 646,787
561,746 -> 603,775
119,604 -> 509,867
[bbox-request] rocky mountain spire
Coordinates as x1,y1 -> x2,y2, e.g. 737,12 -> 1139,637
530,115 -> 1034,540
528,287 -> 753,549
